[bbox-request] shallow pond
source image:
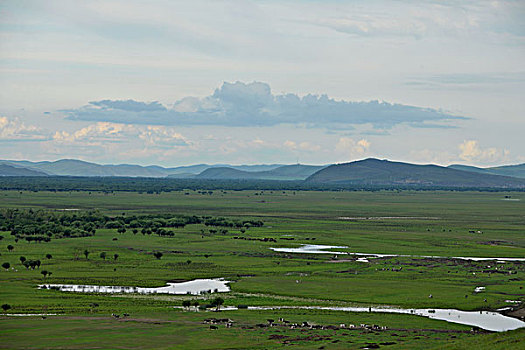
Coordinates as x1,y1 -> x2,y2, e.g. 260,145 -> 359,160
39,278 -> 230,295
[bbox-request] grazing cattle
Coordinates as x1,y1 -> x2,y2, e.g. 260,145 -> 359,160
209,325 -> 218,330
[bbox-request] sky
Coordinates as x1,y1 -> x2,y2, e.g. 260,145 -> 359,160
0,0 -> 524,167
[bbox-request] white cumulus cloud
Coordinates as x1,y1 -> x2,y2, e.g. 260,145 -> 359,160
0,117 -> 49,141
335,137 -> 371,160
458,140 -> 510,164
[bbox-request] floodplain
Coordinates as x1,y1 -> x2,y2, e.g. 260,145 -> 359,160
1,189 -> 524,349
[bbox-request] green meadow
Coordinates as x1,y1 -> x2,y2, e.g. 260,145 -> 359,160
1,189 -> 524,349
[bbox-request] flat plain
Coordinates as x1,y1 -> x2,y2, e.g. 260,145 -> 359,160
1,189 -> 524,349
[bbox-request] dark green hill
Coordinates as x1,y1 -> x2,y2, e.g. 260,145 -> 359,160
307,158 -> 525,187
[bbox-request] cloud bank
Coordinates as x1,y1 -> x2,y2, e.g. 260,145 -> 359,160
63,82 -> 465,129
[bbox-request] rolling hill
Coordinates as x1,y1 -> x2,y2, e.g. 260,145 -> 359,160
196,164 -> 326,180
306,158 -> 525,187
0,164 -> 48,176
449,163 -> 525,179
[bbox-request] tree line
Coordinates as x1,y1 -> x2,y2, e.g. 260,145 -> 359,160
0,209 -> 264,242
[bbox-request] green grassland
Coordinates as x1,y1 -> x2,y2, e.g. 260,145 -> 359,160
1,190 -> 524,349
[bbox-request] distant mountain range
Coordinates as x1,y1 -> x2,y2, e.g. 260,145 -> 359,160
307,158 -> 525,187
1,158 -> 524,188
0,159 -> 285,178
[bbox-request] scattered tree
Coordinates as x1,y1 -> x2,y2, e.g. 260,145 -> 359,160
19,256 -> 26,264
113,253 -> 119,261
7,245 -> 14,252
89,302 -> 99,313
182,300 -> 191,309
100,252 -> 107,260
41,270 -> 49,278
1,304 -> 11,312
153,252 -> 163,260
211,297 -> 224,311
186,260 -> 192,265
2,262 -> 10,270
84,250 -> 89,259
45,254 -> 52,259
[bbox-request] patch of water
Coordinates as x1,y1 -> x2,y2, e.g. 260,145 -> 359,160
39,278 -> 230,295
221,305 -> 524,332
271,245 -> 348,255
1,313 -> 58,317
338,216 -> 440,220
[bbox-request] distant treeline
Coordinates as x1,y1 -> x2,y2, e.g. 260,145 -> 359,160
0,176 -> 523,192
0,209 -> 263,243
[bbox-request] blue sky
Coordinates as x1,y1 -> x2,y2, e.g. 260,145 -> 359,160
0,0 -> 524,166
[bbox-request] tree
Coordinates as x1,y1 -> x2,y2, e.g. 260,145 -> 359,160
41,270 -> 49,278
113,253 -> 119,261
211,297 -> 224,311
83,250 -> 89,259
45,254 -> 52,259
182,300 -> 191,309
100,252 -> 107,260
1,304 -> 11,312
192,300 -> 199,308
89,302 -> 99,313
2,262 -> 10,270
7,245 -> 14,252
19,256 -> 26,264
153,252 -> 163,260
